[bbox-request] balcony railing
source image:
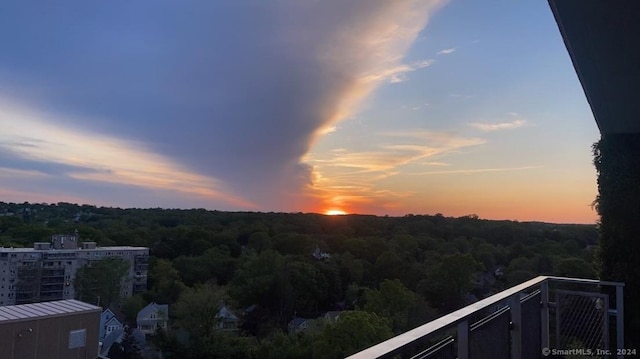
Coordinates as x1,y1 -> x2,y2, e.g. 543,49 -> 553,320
40,269 -> 65,278
348,276 -> 624,359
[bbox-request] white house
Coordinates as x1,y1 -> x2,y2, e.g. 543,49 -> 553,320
215,305 -> 240,331
98,309 -> 126,356
99,309 -> 123,341
136,302 -> 169,336
323,311 -> 342,323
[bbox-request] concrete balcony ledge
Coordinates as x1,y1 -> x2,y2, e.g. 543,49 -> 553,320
348,276 -> 624,359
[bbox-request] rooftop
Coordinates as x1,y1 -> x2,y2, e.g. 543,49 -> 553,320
0,299 -> 102,324
0,246 -> 148,253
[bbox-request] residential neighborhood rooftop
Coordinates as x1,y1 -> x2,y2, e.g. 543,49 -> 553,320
0,245 -> 148,252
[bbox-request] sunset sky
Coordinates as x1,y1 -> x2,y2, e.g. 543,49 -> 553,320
0,1 -> 599,223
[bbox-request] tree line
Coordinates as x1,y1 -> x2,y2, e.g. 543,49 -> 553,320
0,202 -> 597,358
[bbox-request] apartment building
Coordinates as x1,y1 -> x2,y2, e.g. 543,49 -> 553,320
0,235 -> 149,306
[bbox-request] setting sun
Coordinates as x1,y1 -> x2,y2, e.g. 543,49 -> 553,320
325,209 -> 348,216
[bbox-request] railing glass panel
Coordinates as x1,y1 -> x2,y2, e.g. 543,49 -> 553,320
469,307 -> 510,359
521,291 -> 542,359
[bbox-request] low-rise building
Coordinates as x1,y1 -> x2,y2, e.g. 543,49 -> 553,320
0,299 -> 101,359
0,234 -> 149,306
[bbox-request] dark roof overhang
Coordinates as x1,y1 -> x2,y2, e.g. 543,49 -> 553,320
549,0 -> 640,134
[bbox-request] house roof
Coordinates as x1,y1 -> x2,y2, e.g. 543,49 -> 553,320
324,311 -> 342,321
0,299 -> 101,324
101,308 -> 116,320
100,308 -> 124,324
100,308 -> 125,325
100,327 -> 124,355
243,304 -> 258,314
288,317 -> 307,328
0,246 -> 148,253
136,302 -> 168,323
217,305 -> 239,322
100,327 -> 148,355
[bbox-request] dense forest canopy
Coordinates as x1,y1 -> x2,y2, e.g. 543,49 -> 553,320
0,202 -> 598,358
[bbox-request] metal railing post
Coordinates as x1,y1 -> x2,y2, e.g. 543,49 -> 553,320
541,280 -> 550,350
457,320 -> 469,359
616,285 -> 624,359
510,295 -> 522,359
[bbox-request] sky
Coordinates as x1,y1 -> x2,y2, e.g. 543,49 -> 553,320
0,0 -> 600,224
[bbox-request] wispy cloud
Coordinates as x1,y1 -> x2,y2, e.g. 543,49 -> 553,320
401,103 -> 430,111
470,119 -> 527,131
383,129 -> 484,143
414,59 -> 436,68
0,100 -> 255,208
317,125 -> 338,135
306,170 -> 414,213
0,167 -> 49,179
437,47 -> 456,55
310,132 -> 485,172
408,166 -> 541,175
372,58 -> 436,83
422,161 -> 451,166
304,130 -> 485,212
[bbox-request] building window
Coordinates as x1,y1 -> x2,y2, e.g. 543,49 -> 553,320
68,329 -> 87,349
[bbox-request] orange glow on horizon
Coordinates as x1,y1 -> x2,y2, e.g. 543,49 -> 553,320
325,209 -> 348,216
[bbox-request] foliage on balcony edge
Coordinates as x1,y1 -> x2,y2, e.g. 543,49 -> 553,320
592,134 -> 640,346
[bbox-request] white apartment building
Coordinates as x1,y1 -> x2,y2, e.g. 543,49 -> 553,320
0,235 -> 149,306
